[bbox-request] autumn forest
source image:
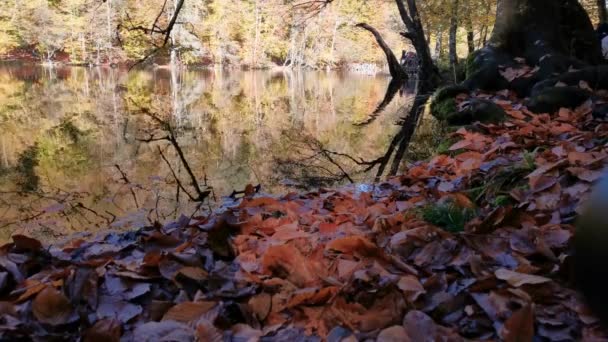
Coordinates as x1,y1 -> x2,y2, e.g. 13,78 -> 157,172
2,0 -> 608,341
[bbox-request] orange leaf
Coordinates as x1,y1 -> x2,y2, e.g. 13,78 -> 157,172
262,245 -> 318,287
248,292 -> 272,321
287,286 -> 339,308
15,279 -> 47,303
326,235 -> 382,258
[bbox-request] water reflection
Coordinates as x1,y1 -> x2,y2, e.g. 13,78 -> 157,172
0,63 -> 410,240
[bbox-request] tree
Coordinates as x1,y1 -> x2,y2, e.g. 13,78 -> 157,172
431,0 -> 604,125
448,0 -> 459,81
598,0 -> 607,24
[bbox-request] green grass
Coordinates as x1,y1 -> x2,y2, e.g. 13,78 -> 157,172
421,202 -> 476,233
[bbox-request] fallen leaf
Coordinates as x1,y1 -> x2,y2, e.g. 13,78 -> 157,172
12,235 -> 42,252
133,320 -> 195,342
377,325 -> 411,342
501,305 -> 534,342
262,244 -> 318,287
495,269 -> 551,287
248,292 -> 272,321
32,286 -> 74,326
84,318 -> 122,342
162,301 -> 217,323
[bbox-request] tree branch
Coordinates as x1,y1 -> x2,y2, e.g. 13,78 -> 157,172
356,23 -> 407,80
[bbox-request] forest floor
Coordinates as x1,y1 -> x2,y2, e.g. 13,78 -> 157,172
0,84 -> 607,341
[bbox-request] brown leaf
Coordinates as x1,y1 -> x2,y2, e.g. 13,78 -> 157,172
133,320 -> 195,342
397,275 -> 426,303
262,244 -> 318,287
337,259 -> 359,279
14,279 -> 47,303
83,318 -> 122,342
326,235 -> 383,258
162,301 -> 217,323
377,325 -> 411,342
526,160 -> 567,180
495,269 -> 551,287
567,167 -> 603,182
501,305 -> 534,342
0,302 -> 16,316
403,310 -> 453,341
32,286 -> 74,326
196,319 -> 223,342
287,286 -> 339,308
231,324 -> 262,340
176,266 -> 208,281
12,235 -> 42,252
248,292 -> 272,321
97,296 -> 142,323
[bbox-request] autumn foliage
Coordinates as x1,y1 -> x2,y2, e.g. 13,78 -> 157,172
0,84 -> 607,340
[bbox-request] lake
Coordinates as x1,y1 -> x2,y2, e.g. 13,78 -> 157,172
0,63 -> 421,240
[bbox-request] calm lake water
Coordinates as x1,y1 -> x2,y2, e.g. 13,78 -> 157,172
0,63 -> 414,240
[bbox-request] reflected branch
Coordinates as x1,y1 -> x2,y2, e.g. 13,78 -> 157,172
354,78 -> 406,126
134,106 -> 211,202
114,164 -> 140,208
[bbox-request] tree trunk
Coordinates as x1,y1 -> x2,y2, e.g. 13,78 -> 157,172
435,29 -> 443,59
462,0 -> 601,94
356,23 -> 407,81
467,30 -> 475,54
431,0 -> 605,127
598,0 -> 607,24
464,1 -> 475,54
448,0 -> 459,81
394,0 -> 441,89
253,0 -> 260,68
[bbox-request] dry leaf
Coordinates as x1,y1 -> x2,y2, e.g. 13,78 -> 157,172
501,304 -> 534,342
495,269 -> 551,287
162,301 -> 216,323
32,286 -> 74,326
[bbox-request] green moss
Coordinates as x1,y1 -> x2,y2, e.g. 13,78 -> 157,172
421,201 -> 476,233
465,50 -> 482,79
446,99 -> 506,126
493,195 -> 511,207
429,85 -> 469,121
435,137 -> 457,155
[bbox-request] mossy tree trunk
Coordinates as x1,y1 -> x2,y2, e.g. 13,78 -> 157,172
430,0 -> 605,125
464,0 -> 601,94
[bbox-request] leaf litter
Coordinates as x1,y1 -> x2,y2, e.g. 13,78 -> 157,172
1,82 -> 608,340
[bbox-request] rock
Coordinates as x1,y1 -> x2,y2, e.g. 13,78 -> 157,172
462,47 -> 511,91
445,98 -> 506,125
575,172 -> 608,325
525,86 -> 591,114
592,103 -> 608,119
429,85 -> 470,121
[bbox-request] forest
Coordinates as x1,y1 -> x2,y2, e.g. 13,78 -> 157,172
1,0 -> 496,69
2,0 -> 608,341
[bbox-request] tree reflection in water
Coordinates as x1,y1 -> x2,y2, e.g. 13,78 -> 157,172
0,63 -> 432,240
